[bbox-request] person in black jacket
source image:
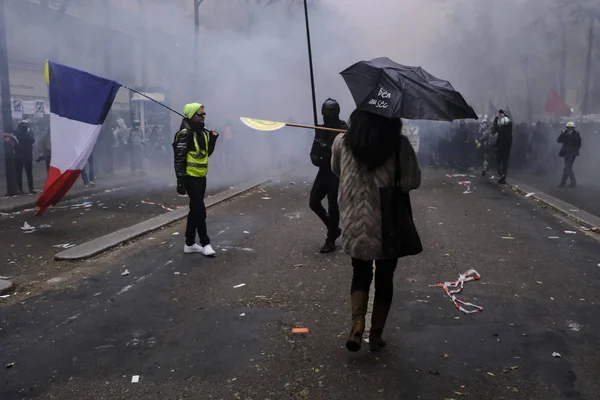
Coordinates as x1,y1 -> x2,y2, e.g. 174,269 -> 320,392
173,103 -> 219,257
492,109 -> 513,184
557,121 -> 582,188
15,120 -> 36,194
309,98 -> 348,253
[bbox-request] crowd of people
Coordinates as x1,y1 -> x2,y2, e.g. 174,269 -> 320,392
417,112 -> 594,187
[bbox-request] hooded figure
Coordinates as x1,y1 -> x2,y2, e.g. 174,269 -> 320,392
492,109 -> 513,184
309,98 -> 349,253
172,102 -> 219,257
557,121 -> 581,188
15,120 -> 36,193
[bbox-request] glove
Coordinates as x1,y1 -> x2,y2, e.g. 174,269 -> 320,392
176,182 -> 186,195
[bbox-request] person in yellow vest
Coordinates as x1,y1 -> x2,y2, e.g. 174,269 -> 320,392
173,103 -> 219,256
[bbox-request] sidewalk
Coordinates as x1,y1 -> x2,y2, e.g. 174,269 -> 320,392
0,170 -> 150,213
513,170 -> 600,219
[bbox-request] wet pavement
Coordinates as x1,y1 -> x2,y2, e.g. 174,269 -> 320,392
0,181 -> 228,291
1,168 -> 600,399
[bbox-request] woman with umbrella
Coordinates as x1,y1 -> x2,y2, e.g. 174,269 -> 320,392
333,58 -> 477,352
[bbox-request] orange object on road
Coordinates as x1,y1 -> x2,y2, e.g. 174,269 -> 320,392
292,328 -> 309,333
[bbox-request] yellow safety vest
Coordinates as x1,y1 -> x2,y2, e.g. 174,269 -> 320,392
178,129 -> 209,178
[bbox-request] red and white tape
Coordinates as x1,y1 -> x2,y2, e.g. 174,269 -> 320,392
432,269 -> 483,314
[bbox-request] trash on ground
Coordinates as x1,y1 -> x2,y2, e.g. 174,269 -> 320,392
525,193 -> 535,198
536,281 -> 543,284
121,269 -> 130,276
0,295 -> 10,299
487,372 -> 495,377
6,362 -> 14,368
21,222 -> 35,231
293,264 -> 306,268
510,366 -> 519,370
174,272 -> 180,275
261,197 -> 271,200
172,232 -> 180,236
131,375 -> 140,383
244,231 -> 250,234
239,313 -> 246,317
292,328 -> 309,333
501,236 -> 514,240
233,283 -> 246,288
552,352 -> 562,358
431,269 -> 483,314
53,243 -> 76,249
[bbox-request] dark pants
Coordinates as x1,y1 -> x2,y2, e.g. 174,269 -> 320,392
309,167 -> 340,241
560,156 -> 577,186
15,155 -> 33,192
81,154 -> 95,184
184,177 -> 210,247
351,258 -> 398,306
497,148 -> 511,178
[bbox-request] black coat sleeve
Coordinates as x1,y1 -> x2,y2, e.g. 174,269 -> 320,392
173,128 -> 189,179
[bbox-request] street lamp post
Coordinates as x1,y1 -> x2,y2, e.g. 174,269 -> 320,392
0,0 -> 17,196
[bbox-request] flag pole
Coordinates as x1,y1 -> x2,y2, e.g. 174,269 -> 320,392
303,0 -> 318,127
121,85 -> 186,119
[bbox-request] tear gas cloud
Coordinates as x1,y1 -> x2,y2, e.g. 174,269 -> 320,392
5,0 -> 599,188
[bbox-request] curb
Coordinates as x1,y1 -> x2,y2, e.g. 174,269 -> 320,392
0,279 -> 13,295
507,178 -> 600,231
54,171 -> 290,261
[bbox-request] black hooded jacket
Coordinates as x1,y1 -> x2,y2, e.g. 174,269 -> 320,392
172,119 -> 218,179
310,118 -> 348,169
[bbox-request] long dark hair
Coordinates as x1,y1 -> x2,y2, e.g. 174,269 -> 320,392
344,110 -> 402,171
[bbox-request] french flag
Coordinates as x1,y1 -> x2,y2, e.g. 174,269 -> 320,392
35,62 -> 120,216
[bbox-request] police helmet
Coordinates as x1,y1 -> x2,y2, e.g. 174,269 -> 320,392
321,98 -> 340,117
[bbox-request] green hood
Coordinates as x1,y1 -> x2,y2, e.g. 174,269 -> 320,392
183,103 -> 203,119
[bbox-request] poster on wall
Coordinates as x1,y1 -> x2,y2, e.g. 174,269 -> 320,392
11,98 -> 22,119
22,100 -> 35,115
35,100 -> 45,117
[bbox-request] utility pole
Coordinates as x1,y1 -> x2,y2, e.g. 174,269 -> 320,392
0,0 -> 17,196
193,0 -> 204,95
303,0 -> 318,127
139,0 -> 148,87
102,0 -> 114,174
582,17 -> 595,118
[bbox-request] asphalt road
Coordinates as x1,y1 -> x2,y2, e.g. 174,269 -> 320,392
0,181 -> 229,291
1,168 -> 600,399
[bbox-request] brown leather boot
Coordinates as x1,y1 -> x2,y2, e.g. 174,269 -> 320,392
369,302 -> 391,351
346,291 -> 369,352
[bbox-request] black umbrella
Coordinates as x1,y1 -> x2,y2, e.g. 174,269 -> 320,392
340,57 -> 478,121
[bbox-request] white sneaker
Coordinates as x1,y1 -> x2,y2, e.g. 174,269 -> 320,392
184,244 -> 204,254
202,244 -> 216,257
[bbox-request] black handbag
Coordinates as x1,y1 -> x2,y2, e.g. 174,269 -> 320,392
379,138 -> 423,258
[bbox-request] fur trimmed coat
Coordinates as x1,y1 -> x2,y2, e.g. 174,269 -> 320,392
331,134 -> 421,260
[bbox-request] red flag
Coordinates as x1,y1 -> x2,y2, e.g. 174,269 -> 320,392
545,89 -> 572,117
